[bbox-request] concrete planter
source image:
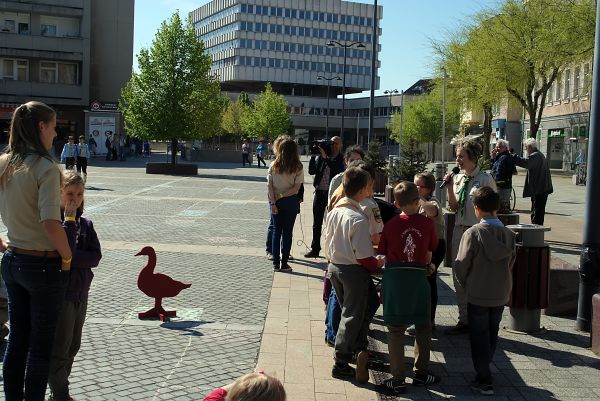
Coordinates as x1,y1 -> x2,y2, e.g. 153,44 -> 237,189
145,163 -> 198,175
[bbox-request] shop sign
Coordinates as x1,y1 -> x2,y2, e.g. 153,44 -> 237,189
90,100 -> 119,112
549,129 -> 564,138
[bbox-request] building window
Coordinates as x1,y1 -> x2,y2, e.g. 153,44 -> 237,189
40,61 -> 77,84
556,73 -> 562,100
1,58 -> 28,81
573,66 -> 580,97
41,24 -> 56,36
17,59 -> 27,80
564,69 -> 571,99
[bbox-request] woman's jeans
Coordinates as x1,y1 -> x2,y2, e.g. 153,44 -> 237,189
1,252 -> 67,401
272,195 -> 299,266
266,206 -> 274,255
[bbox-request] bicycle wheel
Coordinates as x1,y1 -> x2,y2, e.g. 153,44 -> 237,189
510,187 -> 517,211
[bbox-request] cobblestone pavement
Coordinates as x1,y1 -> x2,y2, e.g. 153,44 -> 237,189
0,154 -> 277,400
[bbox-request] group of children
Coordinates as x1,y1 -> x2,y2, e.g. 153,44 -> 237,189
323,162 -> 516,396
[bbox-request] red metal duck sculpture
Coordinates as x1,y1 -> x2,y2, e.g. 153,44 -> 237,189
136,246 -> 191,321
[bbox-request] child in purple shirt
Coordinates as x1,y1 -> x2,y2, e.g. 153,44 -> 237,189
49,171 -> 102,401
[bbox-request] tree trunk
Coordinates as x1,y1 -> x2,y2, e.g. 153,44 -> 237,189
529,107 -> 538,139
171,138 -> 177,165
482,104 -> 493,160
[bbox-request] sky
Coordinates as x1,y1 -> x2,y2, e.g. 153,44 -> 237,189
133,0 -> 503,96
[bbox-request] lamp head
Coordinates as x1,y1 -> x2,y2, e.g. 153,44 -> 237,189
356,43 -> 366,49
326,41 -> 334,47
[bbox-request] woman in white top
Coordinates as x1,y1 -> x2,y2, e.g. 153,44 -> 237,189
267,138 -> 304,272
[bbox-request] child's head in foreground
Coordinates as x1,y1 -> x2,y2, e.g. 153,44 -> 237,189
393,181 -> 420,213
342,165 -> 371,201
226,372 -> 286,401
472,186 -> 500,218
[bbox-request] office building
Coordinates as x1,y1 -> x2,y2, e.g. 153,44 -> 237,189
0,0 -> 134,151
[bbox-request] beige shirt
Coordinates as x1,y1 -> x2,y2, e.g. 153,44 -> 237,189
324,197 -> 374,265
360,197 -> 384,236
267,164 -> 304,196
0,155 -> 62,250
452,167 -> 497,227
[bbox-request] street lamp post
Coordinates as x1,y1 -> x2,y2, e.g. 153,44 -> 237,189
317,75 -> 341,139
327,40 -> 365,142
384,89 -> 399,153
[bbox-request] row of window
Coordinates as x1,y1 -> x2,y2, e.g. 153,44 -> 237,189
2,14 -> 80,37
546,64 -> 591,103
200,22 -> 239,42
195,4 -> 242,30
235,39 -> 371,59
215,55 -> 371,76
239,21 -> 372,43
289,105 -> 397,117
239,4 -> 373,27
0,58 -> 79,85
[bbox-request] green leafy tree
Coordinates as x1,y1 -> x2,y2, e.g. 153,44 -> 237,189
387,140 -> 429,185
221,95 -> 250,139
243,83 -> 292,140
387,84 -> 460,149
438,0 -> 595,143
120,13 -> 222,164
365,140 -> 387,174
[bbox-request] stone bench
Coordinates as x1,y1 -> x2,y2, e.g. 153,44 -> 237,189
593,294 -> 600,356
543,257 -> 579,317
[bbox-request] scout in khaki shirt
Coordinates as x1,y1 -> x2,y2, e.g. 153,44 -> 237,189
444,140 -> 496,336
324,166 -> 384,385
0,101 -> 73,400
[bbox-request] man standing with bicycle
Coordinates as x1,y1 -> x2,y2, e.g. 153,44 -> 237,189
491,139 -> 516,213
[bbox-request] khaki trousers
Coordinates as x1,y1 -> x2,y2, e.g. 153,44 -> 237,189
451,224 -> 470,325
387,322 -> 432,380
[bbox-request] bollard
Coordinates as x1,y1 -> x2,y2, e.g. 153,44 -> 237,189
592,294 -> 600,355
505,224 -> 551,334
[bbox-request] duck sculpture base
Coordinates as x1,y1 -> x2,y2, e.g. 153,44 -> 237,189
138,298 -> 178,321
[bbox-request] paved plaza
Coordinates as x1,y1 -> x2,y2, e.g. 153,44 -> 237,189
0,154 -> 598,400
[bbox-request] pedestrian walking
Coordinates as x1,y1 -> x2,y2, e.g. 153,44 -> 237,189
48,171 -> 102,401
87,135 -> 97,157
105,134 -> 112,161
0,101 -> 72,400
511,138 -> 553,225
256,139 -> 267,167
76,135 -> 90,182
60,136 -> 77,169
490,139 -> 516,213
242,139 -> 251,167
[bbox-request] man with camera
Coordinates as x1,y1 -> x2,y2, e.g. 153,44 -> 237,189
305,136 -> 344,258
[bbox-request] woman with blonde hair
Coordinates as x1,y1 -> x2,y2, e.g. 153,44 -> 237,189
267,137 -> 303,272
0,101 -> 72,400
203,372 -> 286,401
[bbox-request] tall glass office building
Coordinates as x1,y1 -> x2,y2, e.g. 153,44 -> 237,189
192,0 -> 397,145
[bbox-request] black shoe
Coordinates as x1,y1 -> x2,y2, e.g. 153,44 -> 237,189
382,378 -> 406,394
273,265 -> 281,272
444,322 -> 469,335
280,263 -> 293,272
332,363 -> 355,380
288,254 -> 294,261
412,373 -> 440,386
470,380 -> 494,395
304,249 -> 320,258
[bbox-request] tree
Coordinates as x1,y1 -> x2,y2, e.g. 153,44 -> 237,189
439,0 -> 595,143
243,83 -> 292,140
365,140 -> 387,174
120,13 -> 222,164
387,141 -> 429,184
221,94 -> 250,139
387,83 -> 461,149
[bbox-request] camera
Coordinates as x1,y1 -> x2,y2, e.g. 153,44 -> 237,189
310,139 -> 332,156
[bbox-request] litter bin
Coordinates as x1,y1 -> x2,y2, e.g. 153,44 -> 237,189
505,224 -> 551,333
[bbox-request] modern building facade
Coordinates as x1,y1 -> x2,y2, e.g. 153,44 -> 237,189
0,0 -> 134,152
192,0 -> 398,147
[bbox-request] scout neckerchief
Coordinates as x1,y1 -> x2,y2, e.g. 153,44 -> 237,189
457,174 -> 472,216
335,197 -> 367,218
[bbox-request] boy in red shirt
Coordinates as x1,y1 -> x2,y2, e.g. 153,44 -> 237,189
378,181 -> 440,394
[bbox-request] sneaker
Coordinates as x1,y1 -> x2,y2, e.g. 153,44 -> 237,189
470,380 -> 494,395
303,249 -> 320,258
266,252 -> 273,260
331,363 -> 355,380
406,324 -> 416,336
355,350 -> 369,384
280,263 -> 293,272
412,373 -> 440,387
444,322 -> 469,335
382,378 -> 406,394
